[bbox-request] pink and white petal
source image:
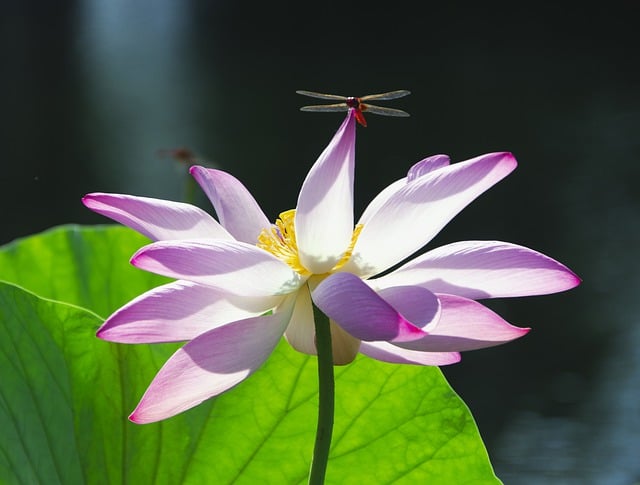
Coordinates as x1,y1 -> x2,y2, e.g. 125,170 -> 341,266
374,240 -> 581,299
190,166 -> 271,244
129,296 -> 295,424
97,280 -> 282,343
311,272 -> 433,343
82,193 -> 233,241
295,112 -> 356,274
407,154 -> 451,182
344,152 -> 517,278
284,286 -> 316,355
131,239 -> 304,297
359,341 -> 461,366
359,155 -> 451,226
396,293 -> 530,353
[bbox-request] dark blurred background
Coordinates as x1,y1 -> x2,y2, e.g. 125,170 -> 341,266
2,2 -> 639,483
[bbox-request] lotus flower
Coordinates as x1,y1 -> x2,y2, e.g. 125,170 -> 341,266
83,110 -> 580,424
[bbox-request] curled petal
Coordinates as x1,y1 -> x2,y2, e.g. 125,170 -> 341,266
359,155 -> 451,226
407,154 -> 451,182
129,297 -> 295,424
345,152 -> 518,278
190,166 -> 271,244
82,193 -> 233,241
296,112 -> 356,274
374,240 -> 581,299
97,280 -> 281,343
359,341 -> 461,366
311,272 -> 436,343
396,293 -> 530,352
131,240 -> 304,297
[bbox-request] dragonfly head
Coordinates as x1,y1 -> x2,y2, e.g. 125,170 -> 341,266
345,97 -> 361,109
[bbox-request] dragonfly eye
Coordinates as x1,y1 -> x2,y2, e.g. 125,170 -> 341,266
345,97 -> 360,109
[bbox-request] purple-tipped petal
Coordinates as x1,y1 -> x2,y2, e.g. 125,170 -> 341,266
359,341 -> 461,366
82,193 -> 233,241
190,166 -> 271,244
396,293 -> 530,352
295,112 -> 356,273
374,240 -> 581,299
131,239 -> 304,297
97,280 -> 281,343
129,298 -> 294,424
345,152 -> 518,278
312,272 -> 436,343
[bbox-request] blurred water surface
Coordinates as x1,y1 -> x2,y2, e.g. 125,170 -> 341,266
1,2 -> 639,483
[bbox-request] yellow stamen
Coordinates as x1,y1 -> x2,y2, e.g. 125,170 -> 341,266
330,223 -> 363,273
257,209 -> 309,275
257,209 -> 363,276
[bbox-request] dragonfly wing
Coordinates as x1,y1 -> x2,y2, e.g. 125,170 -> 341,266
361,104 -> 410,117
300,103 -> 349,113
296,90 -> 347,101
360,90 -> 411,101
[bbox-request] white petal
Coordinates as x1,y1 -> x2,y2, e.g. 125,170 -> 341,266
98,280 -> 281,343
344,152 -> 517,277
359,155 -> 450,226
131,239 -> 304,297
284,286 -> 316,355
295,113 -> 356,273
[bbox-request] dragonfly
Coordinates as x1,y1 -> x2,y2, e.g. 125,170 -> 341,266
156,146 -> 198,165
296,90 -> 411,127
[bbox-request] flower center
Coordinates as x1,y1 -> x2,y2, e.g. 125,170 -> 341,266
257,209 -> 363,276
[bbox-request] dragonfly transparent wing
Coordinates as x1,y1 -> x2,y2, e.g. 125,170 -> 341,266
360,90 -> 411,101
299,103 -> 349,113
296,90 -> 347,101
362,104 -> 410,117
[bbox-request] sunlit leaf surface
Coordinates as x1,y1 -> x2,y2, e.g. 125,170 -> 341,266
0,225 -> 168,318
0,226 -> 500,484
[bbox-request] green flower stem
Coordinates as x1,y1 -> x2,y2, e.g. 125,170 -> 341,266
183,173 -> 197,205
309,305 -> 335,485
